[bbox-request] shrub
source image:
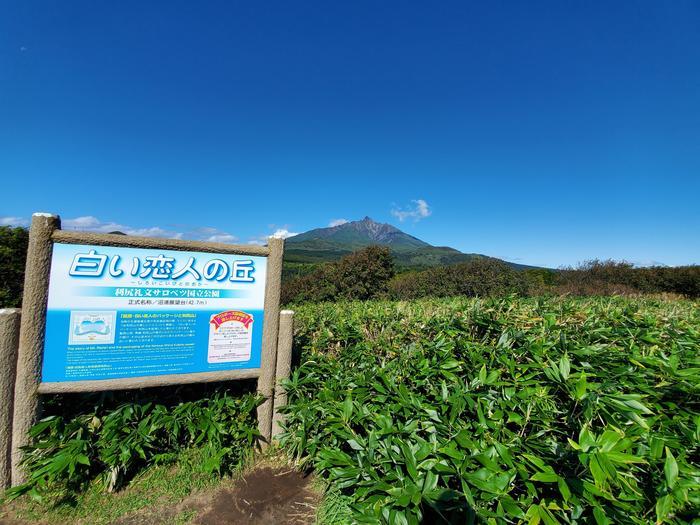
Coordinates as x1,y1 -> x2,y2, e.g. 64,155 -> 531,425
388,258 -> 529,300
282,246 -> 395,303
555,260 -> 700,298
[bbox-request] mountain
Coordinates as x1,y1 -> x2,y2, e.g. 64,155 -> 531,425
288,216 -> 427,251
285,217 -> 533,270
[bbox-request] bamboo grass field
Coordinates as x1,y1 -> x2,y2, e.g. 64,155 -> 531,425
280,296 -> 700,524
3,296 -> 699,524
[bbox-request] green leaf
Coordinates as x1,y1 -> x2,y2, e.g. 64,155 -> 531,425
347,439 -> 364,451
592,507 -> 611,525
342,396 -> 353,421
663,447 -> 678,489
525,505 -> 541,525
574,373 -> 587,400
589,454 -> 607,489
478,364 -> 487,384
531,472 -> 558,483
500,495 -> 525,519
605,452 -> 645,465
441,359 -> 461,371
655,494 -> 673,522
421,470 -> 438,494
399,441 -> 418,483
557,478 -> 571,502
559,355 -> 571,381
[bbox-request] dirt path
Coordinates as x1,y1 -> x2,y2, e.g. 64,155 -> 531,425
111,464 -> 319,525
2,464 -> 320,525
194,466 -> 319,525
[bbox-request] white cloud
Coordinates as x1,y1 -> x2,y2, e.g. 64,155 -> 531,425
188,226 -> 238,244
328,218 -> 348,227
62,216 -> 102,229
2,214 -> 241,244
391,199 -> 432,222
62,216 -> 181,238
246,227 -> 299,246
60,216 -> 239,243
205,233 -> 238,243
0,216 -> 29,227
271,228 -> 299,239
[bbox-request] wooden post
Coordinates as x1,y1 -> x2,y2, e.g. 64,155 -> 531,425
11,213 -> 60,486
0,309 -> 21,490
271,310 -> 294,439
256,237 -> 284,446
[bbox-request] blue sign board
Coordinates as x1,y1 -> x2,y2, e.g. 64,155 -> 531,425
42,243 -> 267,382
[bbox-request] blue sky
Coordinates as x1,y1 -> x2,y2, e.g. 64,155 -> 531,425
1,1 -> 698,267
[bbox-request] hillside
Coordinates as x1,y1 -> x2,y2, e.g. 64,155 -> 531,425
285,216 -> 532,270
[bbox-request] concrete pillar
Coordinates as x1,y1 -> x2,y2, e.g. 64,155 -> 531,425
271,310 -> 294,440
11,213 -> 60,486
256,237 -> 284,447
0,309 -> 21,490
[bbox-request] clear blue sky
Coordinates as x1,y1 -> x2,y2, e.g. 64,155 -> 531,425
1,1 -> 698,267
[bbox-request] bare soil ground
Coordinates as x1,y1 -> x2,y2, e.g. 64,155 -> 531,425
194,466 -> 319,525
1,463 -> 320,525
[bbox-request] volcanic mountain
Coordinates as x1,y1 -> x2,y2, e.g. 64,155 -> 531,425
285,217 -> 530,269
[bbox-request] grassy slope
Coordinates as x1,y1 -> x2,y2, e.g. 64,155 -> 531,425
286,246 -> 483,267
1,447 -> 223,524
284,246 -> 540,271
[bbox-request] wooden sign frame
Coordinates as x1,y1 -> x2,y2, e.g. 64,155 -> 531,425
10,213 -> 286,485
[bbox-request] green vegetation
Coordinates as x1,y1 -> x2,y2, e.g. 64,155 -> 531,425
3,225 -> 699,309
2,223 -> 699,524
0,225 -> 29,307
314,481 -> 355,525
556,260 -> 700,298
282,247 -> 700,304
282,245 -> 396,304
4,295 -> 699,524
281,296 -> 700,524
7,383 -> 261,502
388,258 -> 530,299
3,447 -> 224,524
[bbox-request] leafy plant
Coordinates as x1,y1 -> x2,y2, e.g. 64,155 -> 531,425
281,297 -> 700,524
7,387 -> 261,501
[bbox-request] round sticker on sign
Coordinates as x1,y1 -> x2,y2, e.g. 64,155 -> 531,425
208,310 -> 254,363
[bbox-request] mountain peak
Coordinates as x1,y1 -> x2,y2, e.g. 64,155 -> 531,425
287,216 -> 429,251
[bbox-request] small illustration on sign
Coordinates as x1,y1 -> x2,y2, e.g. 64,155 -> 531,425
68,311 -> 117,345
208,310 -> 254,363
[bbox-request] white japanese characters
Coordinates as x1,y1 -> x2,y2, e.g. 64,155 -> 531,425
68,249 -> 256,283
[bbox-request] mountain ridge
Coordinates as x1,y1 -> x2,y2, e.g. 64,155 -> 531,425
285,217 -> 536,270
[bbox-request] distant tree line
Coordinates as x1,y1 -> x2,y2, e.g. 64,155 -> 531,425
1,226 -> 698,307
0,226 -> 29,307
282,245 -> 700,304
